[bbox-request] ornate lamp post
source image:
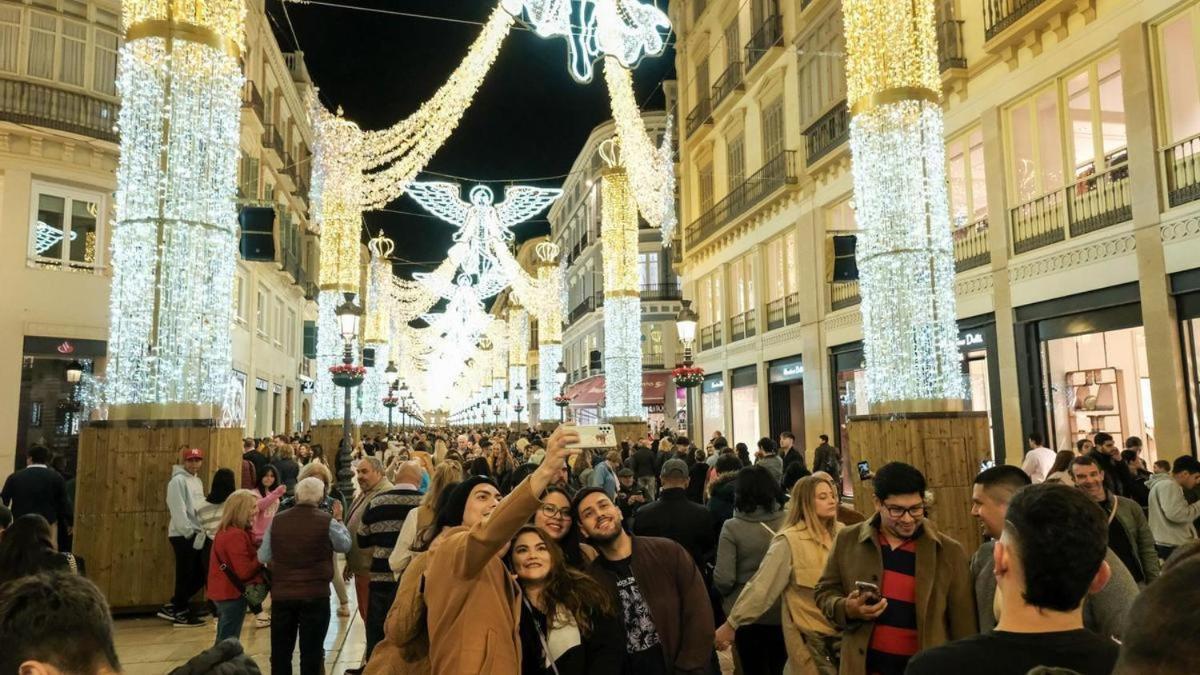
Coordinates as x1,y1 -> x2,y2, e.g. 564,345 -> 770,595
675,300 -> 699,367
513,380 -> 525,428
334,292 -> 363,460
555,361 -> 568,423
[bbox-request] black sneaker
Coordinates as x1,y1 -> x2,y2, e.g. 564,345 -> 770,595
156,604 -> 179,622
172,612 -> 206,628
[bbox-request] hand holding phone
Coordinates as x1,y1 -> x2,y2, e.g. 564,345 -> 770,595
847,580 -> 887,620
857,460 -> 872,481
566,424 -> 617,449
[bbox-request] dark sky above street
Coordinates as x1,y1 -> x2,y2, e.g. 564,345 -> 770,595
268,0 -> 675,278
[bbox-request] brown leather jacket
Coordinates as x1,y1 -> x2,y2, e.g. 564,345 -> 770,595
813,516 -> 977,674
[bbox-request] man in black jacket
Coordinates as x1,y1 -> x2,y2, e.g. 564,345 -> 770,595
1,446 -> 71,543
242,438 -> 269,480
630,440 -> 659,499
780,431 -> 807,473
631,459 -> 715,569
1090,432 -> 1137,498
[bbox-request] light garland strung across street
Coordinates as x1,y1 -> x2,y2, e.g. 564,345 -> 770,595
358,5 -> 515,209
603,58 -> 677,240
106,0 -> 244,410
844,0 -> 964,405
598,139 -> 644,419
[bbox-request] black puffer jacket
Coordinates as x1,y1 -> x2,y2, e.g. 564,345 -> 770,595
707,472 -> 738,538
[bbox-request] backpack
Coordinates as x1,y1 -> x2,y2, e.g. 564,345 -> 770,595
241,459 -> 257,489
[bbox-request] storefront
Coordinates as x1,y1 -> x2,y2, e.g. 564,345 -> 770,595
730,366 -> 761,447
559,372 -> 675,426
16,337 -> 105,473
1170,270 -> 1200,454
1014,284 -> 1155,459
767,355 -> 805,441
830,314 -> 1003,466
700,373 -> 724,444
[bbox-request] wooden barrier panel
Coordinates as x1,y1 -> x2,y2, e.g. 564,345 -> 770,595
75,423 -> 243,612
847,411 -> 990,555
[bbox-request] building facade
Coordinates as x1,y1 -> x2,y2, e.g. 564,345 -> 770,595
673,0 -> 1200,465
0,0 -> 317,479
550,111 -> 687,430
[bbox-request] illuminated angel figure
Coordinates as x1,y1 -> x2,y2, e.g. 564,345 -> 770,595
502,0 -> 671,83
407,181 -> 561,299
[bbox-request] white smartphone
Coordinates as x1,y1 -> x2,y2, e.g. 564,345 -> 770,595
566,424 -> 617,449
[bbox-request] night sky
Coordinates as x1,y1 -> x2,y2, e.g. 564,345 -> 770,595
268,0 -> 675,279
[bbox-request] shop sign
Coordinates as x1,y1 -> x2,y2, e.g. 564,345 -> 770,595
255,377 -> 269,391
300,380 -> 315,394
957,330 -> 986,350
702,376 -> 724,394
272,383 -> 284,395
768,357 -> 804,383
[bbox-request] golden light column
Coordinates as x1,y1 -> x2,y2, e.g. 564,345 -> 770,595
598,138 -> 644,419
534,241 -> 564,424
844,0 -> 964,408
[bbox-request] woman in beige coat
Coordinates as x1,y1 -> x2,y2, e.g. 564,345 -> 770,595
714,475 -> 844,675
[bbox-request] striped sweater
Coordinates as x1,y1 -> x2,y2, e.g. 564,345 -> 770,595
358,486 -> 424,584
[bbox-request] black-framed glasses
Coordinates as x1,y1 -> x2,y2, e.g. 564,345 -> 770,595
883,503 -> 926,519
539,503 -> 572,520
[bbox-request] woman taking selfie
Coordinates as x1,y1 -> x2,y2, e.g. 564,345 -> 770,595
509,525 -> 622,675
713,475 -> 844,675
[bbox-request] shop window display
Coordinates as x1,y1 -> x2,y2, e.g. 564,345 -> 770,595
1042,326 -> 1155,459
731,384 -> 760,452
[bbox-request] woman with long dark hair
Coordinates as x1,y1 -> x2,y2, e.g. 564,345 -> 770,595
0,514 -> 81,584
508,525 -> 622,674
197,468 -> 237,543
251,465 -> 286,545
531,485 -> 592,568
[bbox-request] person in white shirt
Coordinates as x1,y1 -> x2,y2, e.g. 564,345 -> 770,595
1020,432 -> 1056,484
1147,455 -> 1200,562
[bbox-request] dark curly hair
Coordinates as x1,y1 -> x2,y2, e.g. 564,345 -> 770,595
734,465 -> 785,513
506,525 -> 614,636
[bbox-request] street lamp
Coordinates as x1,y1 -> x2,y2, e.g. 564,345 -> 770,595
513,380 -> 525,428
675,299 -> 699,367
555,361 -> 568,423
334,292 -> 363,461
65,360 -> 84,384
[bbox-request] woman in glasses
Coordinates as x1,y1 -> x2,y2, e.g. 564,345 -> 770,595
531,485 -> 594,568
508,525 -> 623,675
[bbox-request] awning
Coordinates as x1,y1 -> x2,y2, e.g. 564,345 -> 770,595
563,371 -> 675,407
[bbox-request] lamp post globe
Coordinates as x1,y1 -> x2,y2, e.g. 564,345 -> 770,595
675,299 -> 699,367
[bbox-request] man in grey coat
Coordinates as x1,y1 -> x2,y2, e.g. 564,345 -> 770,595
970,464 -> 1136,640
755,437 -> 784,484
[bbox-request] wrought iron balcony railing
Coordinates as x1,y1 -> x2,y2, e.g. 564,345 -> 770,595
685,150 -> 798,248
1165,133 -> 1200,208
711,61 -> 744,108
803,102 -> 850,167
953,218 -> 991,272
745,15 -> 784,72
1010,158 -> 1131,255
0,78 -> 117,142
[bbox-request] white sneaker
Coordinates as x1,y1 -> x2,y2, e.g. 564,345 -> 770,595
337,603 -> 351,617
255,615 -> 271,628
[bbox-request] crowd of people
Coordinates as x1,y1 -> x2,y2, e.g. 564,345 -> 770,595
2,423 -> 1200,675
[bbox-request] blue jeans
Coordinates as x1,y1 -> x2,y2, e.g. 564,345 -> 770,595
214,598 -> 247,645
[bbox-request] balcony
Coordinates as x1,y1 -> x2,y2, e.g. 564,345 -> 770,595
243,81 -> 264,125
303,279 -> 318,301
1010,159 -> 1131,255
263,125 -> 286,163
745,14 -> 784,73
0,78 -> 117,143
830,280 -> 860,310
1164,133 -> 1200,208
953,219 -> 992,272
982,0 -> 1091,61
711,61 -> 744,109
730,309 -> 757,342
766,292 -> 801,331
938,19 -> 967,71
699,322 -> 724,351
567,293 -> 604,324
984,0 -> 1046,41
803,102 -> 850,167
686,97 -> 713,137
641,282 -> 682,301
685,150 -> 799,249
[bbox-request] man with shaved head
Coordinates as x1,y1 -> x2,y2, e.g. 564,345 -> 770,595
353,460 -> 425,669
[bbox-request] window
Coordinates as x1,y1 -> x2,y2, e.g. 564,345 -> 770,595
287,308 -> 297,356
762,97 -> 785,159
727,132 -> 745,192
797,12 -> 847,126
638,252 -> 660,288
699,270 -> 725,328
696,58 -> 710,105
256,286 -> 269,337
828,196 -> 858,232
274,298 -> 285,346
27,12 -> 55,80
730,253 -> 756,313
724,18 -> 740,69
233,274 -> 246,324
240,154 -> 260,200
0,6 -> 20,73
1006,52 -> 1124,204
698,161 -> 715,213
765,234 -> 797,302
28,182 -> 103,269
93,29 -> 118,96
1158,9 -> 1200,143
946,128 -> 988,228
59,19 -> 86,86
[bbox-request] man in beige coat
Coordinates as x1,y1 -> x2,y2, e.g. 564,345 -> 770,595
814,462 -> 976,674
343,456 -> 392,621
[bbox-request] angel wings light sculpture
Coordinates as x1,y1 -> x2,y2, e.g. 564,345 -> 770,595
502,0 -> 671,83
406,181 -> 561,301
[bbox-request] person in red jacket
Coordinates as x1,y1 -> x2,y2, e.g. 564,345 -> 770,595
207,490 -> 265,645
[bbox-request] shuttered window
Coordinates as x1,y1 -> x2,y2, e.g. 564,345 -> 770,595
93,29 -> 118,95
28,12 -> 56,80
0,7 -> 20,73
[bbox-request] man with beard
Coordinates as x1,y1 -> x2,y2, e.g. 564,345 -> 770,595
573,487 -> 714,675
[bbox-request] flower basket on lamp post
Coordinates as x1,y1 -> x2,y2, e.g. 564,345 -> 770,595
672,365 -> 705,389
329,364 -> 366,388
382,396 -> 400,409
553,395 -> 572,408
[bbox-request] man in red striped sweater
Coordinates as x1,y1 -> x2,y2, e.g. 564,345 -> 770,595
815,462 -> 977,674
